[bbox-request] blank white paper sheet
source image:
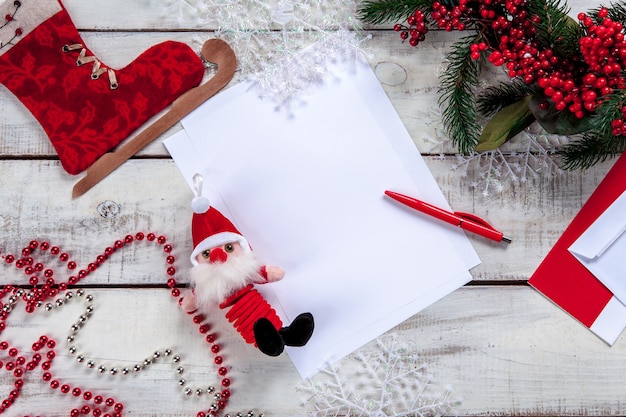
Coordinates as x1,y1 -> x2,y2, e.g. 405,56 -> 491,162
165,58 -> 480,378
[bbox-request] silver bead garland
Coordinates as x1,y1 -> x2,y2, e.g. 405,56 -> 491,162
1,235 -> 267,417
39,288 -> 227,399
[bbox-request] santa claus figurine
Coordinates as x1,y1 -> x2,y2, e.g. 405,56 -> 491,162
180,179 -> 314,356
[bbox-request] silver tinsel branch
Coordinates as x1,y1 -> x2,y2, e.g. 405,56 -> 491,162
150,0 -> 367,110
422,107 -> 568,196
451,128 -> 568,196
248,29 -> 368,113
298,335 -> 460,417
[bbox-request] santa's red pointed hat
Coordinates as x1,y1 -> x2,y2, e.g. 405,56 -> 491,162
189,174 -> 250,266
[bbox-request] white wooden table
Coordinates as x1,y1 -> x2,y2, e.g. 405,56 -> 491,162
1,1 -> 625,416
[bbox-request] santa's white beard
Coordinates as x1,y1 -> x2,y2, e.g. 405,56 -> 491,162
189,250 -> 263,312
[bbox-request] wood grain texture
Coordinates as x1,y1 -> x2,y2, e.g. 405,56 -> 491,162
0,30 -> 525,157
0,0 -> 622,415
59,0 -> 595,29
0,287 -> 625,416
0,158 -> 613,285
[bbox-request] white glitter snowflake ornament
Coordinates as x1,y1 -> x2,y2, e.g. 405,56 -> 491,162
152,0 -> 366,109
299,335 -> 460,417
450,126 -> 568,196
420,106 -> 568,196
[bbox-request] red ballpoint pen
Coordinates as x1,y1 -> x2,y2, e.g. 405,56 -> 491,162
384,190 -> 512,244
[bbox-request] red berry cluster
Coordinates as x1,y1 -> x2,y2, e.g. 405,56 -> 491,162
466,0 -> 578,99
464,1 -> 624,122
394,10 -> 429,46
578,8 -> 626,75
397,0 -> 626,133
610,106 -> 626,135
431,0 -> 468,31
578,8 -> 626,133
470,41 -> 488,60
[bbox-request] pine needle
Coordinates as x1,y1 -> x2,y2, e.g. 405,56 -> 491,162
477,80 -> 538,117
358,0 -> 429,24
528,0 -> 581,55
560,133 -> 626,169
588,1 -> 626,23
561,92 -> 626,169
438,35 -> 483,154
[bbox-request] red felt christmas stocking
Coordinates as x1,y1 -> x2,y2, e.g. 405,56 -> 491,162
0,0 -> 205,174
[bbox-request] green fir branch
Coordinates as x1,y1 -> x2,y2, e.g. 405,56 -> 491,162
438,35 -> 483,154
477,79 -> 538,117
588,2 -> 626,24
358,0 -> 430,24
528,0 -> 581,56
587,92 -> 625,138
560,133 -> 626,169
560,92 -> 626,169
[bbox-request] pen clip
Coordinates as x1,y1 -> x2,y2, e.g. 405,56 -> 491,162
454,211 -> 498,231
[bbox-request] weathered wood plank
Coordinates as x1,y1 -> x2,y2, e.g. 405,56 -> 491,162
412,286 -> 626,416
2,29 -> 451,157
1,2 -> 619,416
0,158 -> 612,284
61,0 -> 595,30
0,286 -> 624,417
0,30 -> 538,158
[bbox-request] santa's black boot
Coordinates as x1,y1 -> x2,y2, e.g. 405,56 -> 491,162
280,312 -> 314,347
253,318 -> 285,356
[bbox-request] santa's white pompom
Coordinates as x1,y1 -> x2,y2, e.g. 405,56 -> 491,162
191,196 -> 211,214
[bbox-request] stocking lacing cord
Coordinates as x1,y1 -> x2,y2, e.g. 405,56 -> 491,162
62,43 -> 119,90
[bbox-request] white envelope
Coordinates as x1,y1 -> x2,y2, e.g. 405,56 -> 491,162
569,190 -> 626,305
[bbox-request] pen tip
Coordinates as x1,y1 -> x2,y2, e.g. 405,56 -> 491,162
501,236 -> 512,244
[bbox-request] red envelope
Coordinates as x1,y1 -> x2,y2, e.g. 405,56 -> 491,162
529,151 -> 626,344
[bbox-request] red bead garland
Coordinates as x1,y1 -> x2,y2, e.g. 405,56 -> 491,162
0,232 -> 233,417
0,336 -> 124,417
